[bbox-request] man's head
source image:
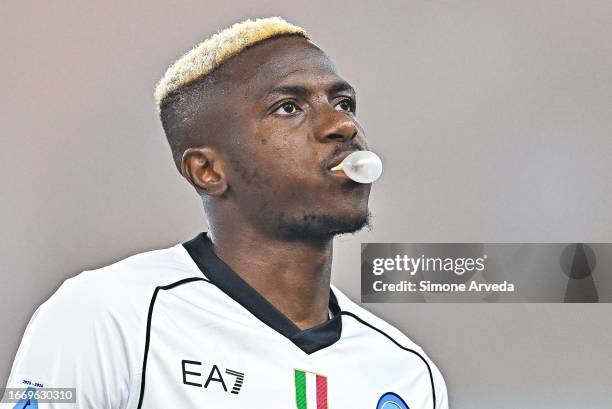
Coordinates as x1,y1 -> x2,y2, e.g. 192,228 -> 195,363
156,17 -> 372,242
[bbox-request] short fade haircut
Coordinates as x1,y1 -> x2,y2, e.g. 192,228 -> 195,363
154,16 -> 310,171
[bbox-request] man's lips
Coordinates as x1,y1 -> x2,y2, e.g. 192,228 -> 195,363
326,150 -> 361,171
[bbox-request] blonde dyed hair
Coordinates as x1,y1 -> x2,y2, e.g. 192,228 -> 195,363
154,16 -> 309,110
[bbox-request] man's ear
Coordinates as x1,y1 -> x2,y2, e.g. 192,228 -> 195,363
180,147 -> 228,196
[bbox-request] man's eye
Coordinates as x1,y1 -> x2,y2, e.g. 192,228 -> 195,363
335,98 -> 355,113
273,101 -> 299,115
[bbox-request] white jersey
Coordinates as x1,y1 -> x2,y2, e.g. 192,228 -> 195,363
3,232 -> 448,409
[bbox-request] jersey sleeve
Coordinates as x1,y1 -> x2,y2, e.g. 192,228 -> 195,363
2,273 -> 139,409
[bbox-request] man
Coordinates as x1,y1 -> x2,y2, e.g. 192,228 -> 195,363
3,17 -> 448,409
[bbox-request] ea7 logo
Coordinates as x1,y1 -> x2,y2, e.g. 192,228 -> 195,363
181,360 -> 245,395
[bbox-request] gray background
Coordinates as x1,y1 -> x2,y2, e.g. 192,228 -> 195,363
1,1 -> 611,408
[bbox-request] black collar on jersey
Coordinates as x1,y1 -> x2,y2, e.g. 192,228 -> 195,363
183,232 -> 342,354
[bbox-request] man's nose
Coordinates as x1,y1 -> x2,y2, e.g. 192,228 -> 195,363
314,107 -> 358,143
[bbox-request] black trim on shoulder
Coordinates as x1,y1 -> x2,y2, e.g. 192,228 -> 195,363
340,311 -> 437,409
136,277 -> 210,409
182,231 -> 342,355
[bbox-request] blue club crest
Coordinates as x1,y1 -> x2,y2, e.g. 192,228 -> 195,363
12,386 -> 39,409
376,392 -> 410,409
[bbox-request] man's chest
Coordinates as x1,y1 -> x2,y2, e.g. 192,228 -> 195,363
138,290 -> 434,409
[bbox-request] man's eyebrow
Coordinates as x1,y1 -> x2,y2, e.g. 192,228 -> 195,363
266,85 -> 309,99
327,80 -> 356,96
264,81 -> 356,100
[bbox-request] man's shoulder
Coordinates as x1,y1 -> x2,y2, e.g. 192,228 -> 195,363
5,243 -> 203,404
331,284 -> 449,408
331,283 -> 424,353
70,241 -> 200,289
39,242 -> 201,326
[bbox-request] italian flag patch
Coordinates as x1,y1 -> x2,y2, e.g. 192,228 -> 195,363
294,369 -> 328,409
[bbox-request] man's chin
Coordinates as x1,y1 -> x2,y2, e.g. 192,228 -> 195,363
275,209 -> 372,242
330,209 -> 373,237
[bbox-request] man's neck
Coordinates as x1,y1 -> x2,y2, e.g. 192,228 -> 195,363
208,226 -> 333,331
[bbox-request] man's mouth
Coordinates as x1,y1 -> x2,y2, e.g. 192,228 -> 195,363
326,150 -> 360,172
324,150 -> 366,184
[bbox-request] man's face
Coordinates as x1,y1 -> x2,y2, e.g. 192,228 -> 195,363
202,35 -> 372,241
